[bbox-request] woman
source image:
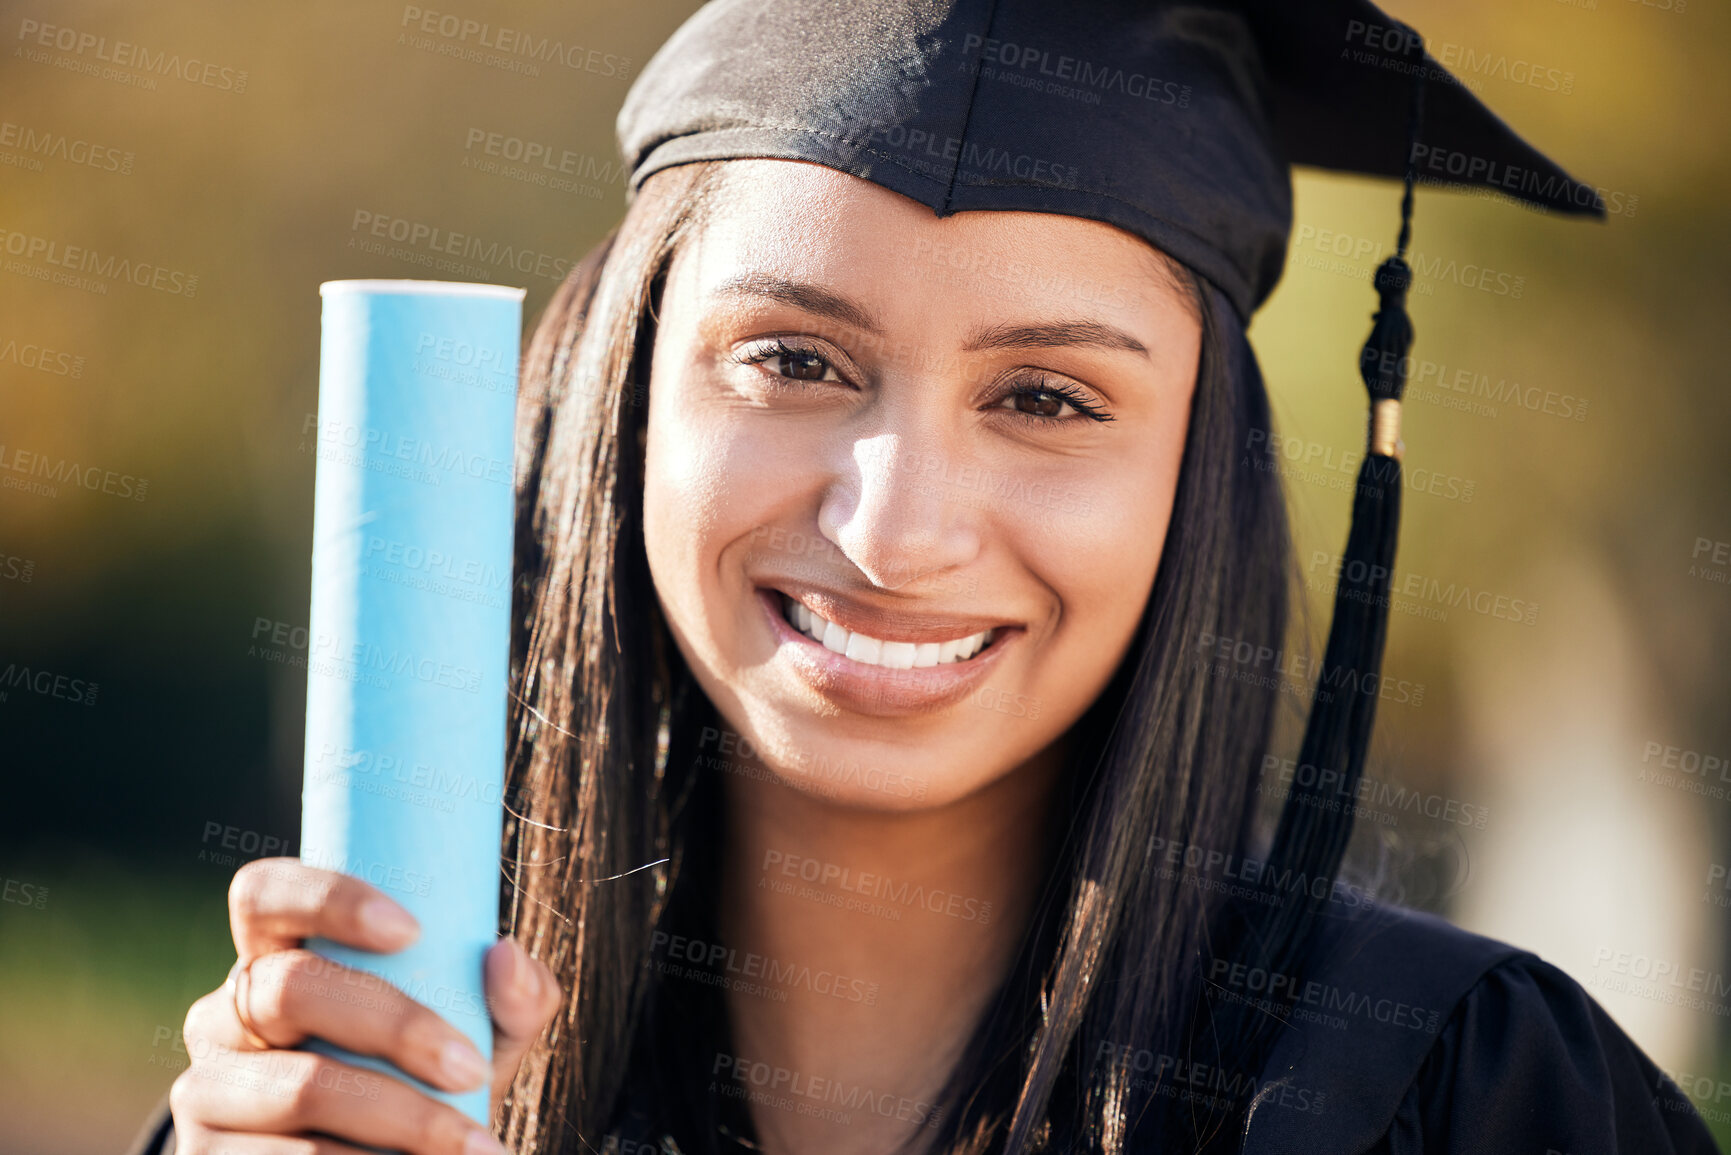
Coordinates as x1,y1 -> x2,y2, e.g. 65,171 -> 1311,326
138,1 -> 1720,1153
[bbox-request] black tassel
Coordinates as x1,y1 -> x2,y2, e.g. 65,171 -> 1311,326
1196,29 -> 1428,1113
1262,251 -> 1413,907
1258,27 -> 1425,958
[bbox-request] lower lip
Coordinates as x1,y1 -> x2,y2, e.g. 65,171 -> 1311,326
755,588 -> 1017,716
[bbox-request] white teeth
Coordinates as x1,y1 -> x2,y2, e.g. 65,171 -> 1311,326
844,632 -> 882,664
881,642 -> 917,670
780,594 -> 994,668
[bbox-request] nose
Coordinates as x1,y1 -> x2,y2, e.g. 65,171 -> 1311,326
817,430 -> 983,591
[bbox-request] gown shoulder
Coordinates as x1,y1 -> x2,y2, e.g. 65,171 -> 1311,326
1239,899 -> 1721,1155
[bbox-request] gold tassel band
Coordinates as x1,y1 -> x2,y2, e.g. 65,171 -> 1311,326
1369,398 -> 1403,459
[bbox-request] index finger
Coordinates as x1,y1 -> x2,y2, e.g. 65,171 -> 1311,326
229,858 -> 420,960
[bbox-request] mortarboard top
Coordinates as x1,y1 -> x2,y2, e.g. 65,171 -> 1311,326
618,0 -> 1605,322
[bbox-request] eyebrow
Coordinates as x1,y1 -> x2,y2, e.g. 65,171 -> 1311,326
709,273 -> 1148,358
710,274 -> 885,335
962,319 -> 1148,358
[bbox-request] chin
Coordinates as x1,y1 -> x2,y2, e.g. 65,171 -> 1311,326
713,691 -> 1048,813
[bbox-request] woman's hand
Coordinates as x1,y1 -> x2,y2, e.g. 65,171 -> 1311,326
169,858 -> 561,1154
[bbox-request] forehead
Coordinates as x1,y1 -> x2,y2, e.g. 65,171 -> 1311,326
673,158 -> 1192,318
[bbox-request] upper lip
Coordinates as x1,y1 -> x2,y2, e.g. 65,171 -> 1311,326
760,580 -> 1018,645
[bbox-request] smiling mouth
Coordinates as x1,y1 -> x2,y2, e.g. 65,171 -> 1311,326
776,592 -> 997,669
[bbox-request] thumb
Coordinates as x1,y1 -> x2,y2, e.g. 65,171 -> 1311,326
483,936 -> 562,1111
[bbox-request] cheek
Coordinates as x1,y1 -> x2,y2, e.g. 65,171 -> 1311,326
642,362 -> 818,643
643,385 -> 726,641
1016,428 -> 1184,698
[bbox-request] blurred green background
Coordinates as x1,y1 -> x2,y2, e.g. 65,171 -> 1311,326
1,0 -> 1727,1151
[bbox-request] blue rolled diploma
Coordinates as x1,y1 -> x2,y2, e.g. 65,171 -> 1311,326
301,280 -> 523,1125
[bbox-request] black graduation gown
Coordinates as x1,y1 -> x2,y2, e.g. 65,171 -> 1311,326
122,900 -> 1722,1155
1232,901 -> 1720,1155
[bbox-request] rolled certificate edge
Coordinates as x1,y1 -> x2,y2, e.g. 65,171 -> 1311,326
301,279 -> 523,1125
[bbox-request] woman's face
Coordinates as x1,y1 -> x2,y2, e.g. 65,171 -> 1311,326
642,159 -> 1202,810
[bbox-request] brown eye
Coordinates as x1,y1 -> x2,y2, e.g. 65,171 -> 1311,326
992,378 -> 1114,423
776,349 -> 832,380
1012,389 -> 1067,418
739,338 -> 841,383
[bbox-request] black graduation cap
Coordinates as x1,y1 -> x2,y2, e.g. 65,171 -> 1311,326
615,0 -> 1601,979
619,0 -> 1604,317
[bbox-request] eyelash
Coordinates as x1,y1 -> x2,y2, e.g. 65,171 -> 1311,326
732,337 -> 1116,424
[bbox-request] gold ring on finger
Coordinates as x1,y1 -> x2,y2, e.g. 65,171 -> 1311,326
226,956 -> 273,1051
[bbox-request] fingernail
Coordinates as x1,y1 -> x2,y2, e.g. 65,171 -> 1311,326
360,897 -> 418,943
441,1038 -> 491,1091
489,937 -> 520,989
464,1127 -> 507,1155
515,940 -> 541,995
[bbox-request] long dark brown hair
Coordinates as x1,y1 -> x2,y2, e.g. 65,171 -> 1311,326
498,160 -> 1295,1155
